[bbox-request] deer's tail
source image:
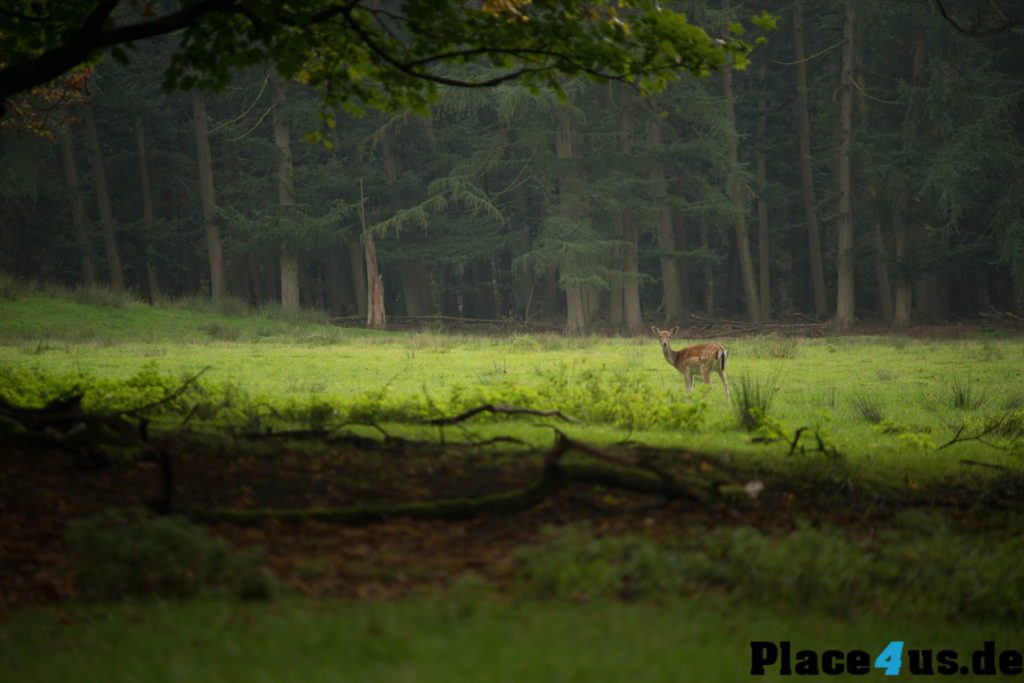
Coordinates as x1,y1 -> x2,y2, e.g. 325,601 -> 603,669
718,348 -> 728,372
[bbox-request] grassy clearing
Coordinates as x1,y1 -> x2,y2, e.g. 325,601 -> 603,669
3,293 -> 1024,678
1,295 -> 1022,475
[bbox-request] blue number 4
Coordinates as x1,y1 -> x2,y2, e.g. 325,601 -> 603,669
875,641 -> 904,676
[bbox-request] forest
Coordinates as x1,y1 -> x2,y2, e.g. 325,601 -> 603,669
1,1 -> 1019,334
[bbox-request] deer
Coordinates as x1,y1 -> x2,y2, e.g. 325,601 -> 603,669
651,326 -> 730,401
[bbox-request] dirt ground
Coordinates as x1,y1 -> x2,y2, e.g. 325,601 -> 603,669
4,423 -> 1022,609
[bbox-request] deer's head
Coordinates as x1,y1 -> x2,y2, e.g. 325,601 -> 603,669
651,326 -> 679,350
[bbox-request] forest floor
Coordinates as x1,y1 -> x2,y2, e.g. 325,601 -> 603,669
5,418 -> 1023,610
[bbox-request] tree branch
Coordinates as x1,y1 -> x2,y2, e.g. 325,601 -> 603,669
425,403 -> 582,426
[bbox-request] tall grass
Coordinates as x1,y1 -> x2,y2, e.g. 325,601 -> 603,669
732,371 -> 781,431
850,392 -> 885,424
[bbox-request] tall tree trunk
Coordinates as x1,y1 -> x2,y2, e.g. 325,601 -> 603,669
191,90 -> 227,299
793,0 -> 828,318
645,108 -> 685,324
272,77 -> 300,312
614,83 -> 643,335
59,125 -> 98,287
755,56 -> 771,320
834,2 -> 856,331
555,102 -> 590,336
609,210 -> 625,330
892,198 -> 912,328
700,220 -> 715,315
872,219 -> 894,324
135,115 -> 161,302
399,260 -> 433,316
347,233 -> 367,317
721,0 -> 760,322
359,179 -> 385,330
83,104 -> 124,292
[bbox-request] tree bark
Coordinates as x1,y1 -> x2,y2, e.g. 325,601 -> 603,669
347,233 -> 367,317
135,115 -> 161,302
359,178 -> 385,330
555,101 -> 591,336
271,77 -> 300,312
83,104 -> 124,292
645,110 -> 684,324
615,83 -> 643,335
191,90 -> 227,300
755,56 -> 771,320
793,0 -> 828,318
721,0 -> 760,322
699,220 -> 715,315
399,259 -> 433,316
59,124 -> 98,288
872,219 -> 894,324
834,2 -> 856,331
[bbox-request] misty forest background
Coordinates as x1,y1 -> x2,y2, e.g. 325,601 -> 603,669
2,0 -> 1023,335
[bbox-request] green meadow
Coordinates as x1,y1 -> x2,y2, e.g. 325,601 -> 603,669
2,290 -> 1024,682
2,293 -> 1022,471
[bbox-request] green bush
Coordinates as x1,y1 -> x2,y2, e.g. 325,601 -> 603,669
65,509 -> 274,602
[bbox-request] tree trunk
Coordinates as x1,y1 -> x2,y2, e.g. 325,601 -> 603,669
191,90 -> 227,300
645,111 -> 685,324
892,201 -> 912,328
347,233 -> 367,317
755,56 -> 771,320
793,0 -> 828,318
834,2 -> 856,331
59,125 -> 98,287
272,77 -> 300,312
83,104 -> 124,292
555,102 -> 591,336
872,218 -> 894,324
399,259 -> 433,316
135,115 -> 162,302
721,0 -> 760,322
614,83 -> 643,336
358,179 -> 385,330
365,233 -> 385,330
700,220 -> 715,315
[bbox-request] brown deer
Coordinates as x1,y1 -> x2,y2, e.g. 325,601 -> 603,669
651,326 -> 730,400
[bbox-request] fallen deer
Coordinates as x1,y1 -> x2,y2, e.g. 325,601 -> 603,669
651,326 -> 730,400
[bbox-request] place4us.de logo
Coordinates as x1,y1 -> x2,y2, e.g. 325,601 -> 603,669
751,641 -> 1024,677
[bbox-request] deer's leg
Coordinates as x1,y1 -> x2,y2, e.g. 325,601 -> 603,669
683,368 -> 694,394
718,369 -> 730,400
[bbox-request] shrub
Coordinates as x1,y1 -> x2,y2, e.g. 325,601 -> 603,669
65,509 -> 274,602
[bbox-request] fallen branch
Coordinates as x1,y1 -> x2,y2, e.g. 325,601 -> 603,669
180,431 -> 716,525
426,403 -> 582,426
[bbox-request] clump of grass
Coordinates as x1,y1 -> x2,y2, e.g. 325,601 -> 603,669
0,273 -> 38,300
850,392 -> 886,424
752,334 -> 800,359
508,334 -> 542,353
1000,393 -> 1024,412
950,373 -> 985,410
200,321 -> 244,341
71,285 -> 139,309
732,371 -> 780,432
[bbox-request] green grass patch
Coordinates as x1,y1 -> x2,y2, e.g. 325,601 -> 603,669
3,594 -> 1022,683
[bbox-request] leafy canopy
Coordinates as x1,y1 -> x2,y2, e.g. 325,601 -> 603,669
0,1 -> 776,118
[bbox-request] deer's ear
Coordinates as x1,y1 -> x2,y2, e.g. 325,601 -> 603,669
650,326 -> 659,336
670,326 -> 679,336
